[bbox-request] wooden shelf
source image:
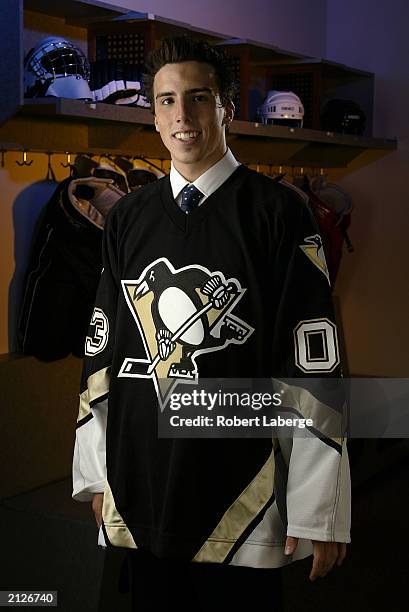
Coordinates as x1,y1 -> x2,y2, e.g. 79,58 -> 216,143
251,55 -> 374,79
19,98 -> 395,149
230,120 -> 393,149
0,98 -> 394,167
24,0 -> 128,22
83,10 -> 230,43
19,98 -> 396,150
218,38 -> 310,64
21,98 -> 155,126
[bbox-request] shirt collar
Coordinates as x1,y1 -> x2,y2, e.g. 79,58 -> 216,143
170,148 -> 240,200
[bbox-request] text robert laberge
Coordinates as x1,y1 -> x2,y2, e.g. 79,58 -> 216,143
169,415 -> 314,428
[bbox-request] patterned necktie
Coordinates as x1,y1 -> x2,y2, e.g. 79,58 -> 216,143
180,184 -> 203,214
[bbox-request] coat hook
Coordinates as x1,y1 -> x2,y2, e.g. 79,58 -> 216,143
16,150 -> 33,166
61,151 -> 76,177
61,152 -> 72,168
45,152 -> 56,182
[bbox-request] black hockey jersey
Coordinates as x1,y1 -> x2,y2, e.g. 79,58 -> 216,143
17,178 -> 102,360
17,177 -> 123,361
73,165 -> 350,568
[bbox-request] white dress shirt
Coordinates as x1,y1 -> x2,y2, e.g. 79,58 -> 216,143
170,148 -> 241,209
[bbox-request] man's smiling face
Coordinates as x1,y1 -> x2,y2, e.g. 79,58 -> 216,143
153,61 -> 234,182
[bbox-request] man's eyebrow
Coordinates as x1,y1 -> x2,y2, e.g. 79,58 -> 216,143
155,87 -> 213,100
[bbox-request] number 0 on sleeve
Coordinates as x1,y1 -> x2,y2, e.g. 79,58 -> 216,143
294,318 -> 340,373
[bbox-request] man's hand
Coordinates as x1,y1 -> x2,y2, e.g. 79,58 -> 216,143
92,493 -> 104,529
285,536 -> 347,581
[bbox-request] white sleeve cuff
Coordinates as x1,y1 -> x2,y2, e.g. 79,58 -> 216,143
287,525 -> 351,543
72,480 -> 106,502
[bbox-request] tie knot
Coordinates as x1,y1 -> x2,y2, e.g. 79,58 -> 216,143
180,184 -> 203,214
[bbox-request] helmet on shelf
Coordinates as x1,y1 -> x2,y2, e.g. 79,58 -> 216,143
24,36 -> 92,100
321,99 -> 366,135
257,90 -> 304,127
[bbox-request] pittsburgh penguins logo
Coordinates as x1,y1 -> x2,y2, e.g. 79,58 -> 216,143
118,258 -> 254,410
299,234 -> 330,284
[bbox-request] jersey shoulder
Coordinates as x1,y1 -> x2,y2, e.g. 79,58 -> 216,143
105,177 -> 165,229
239,166 -> 309,222
118,178 -> 164,213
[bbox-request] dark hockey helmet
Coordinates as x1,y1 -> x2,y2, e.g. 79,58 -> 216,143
24,36 -> 92,99
321,99 -> 366,135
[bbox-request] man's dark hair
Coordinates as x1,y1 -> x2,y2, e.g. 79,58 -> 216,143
143,36 -> 237,111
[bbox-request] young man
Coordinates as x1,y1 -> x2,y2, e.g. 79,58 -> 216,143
73,37 -> 350,611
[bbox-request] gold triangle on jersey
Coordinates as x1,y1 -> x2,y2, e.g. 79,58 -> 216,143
299,234 -> 330,284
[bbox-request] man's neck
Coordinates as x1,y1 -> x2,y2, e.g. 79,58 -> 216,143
172,149 -> 227,183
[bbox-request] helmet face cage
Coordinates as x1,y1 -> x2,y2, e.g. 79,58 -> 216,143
27,39 -> 90,84
264,118 -> 303,128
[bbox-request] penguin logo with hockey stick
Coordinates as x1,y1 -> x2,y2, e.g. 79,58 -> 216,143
118,258 -> 253,410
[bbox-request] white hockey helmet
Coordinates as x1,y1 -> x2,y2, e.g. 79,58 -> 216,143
258,90 -> 304,127
24,36 -> 92,99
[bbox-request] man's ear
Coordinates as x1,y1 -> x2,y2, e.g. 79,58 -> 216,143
154,114 -> 160,132
223,101 -> 235,125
